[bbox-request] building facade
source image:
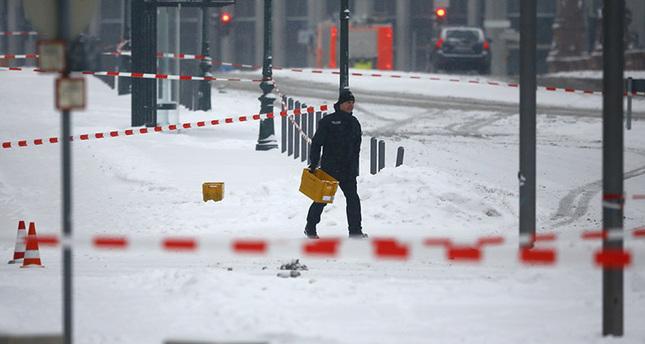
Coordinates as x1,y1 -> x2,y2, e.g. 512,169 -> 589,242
1,0 -> 644,75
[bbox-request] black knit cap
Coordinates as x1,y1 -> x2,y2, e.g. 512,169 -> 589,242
336,89 -> 355,104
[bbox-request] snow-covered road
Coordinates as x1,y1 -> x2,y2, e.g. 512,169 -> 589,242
1,69 -> 644,343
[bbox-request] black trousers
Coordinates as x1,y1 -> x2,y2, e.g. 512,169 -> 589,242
306,178 -> 362,233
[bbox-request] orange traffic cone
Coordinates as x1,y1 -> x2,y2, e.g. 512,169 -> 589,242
8,220 -> 27,264
21,222 -> 44,268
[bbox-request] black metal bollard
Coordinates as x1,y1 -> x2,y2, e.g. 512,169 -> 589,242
281,95 -> 287,153
294,101 -> 301,160
308,111 -> 315,164
396,146 -> 404,167
300,107 -> 309,162
378,140 -> 385,172
316,111 -> 323,131
287,98 -> 294,156
370,137 -> 377,175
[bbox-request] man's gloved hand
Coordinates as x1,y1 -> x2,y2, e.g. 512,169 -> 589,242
308,165 -> 316,173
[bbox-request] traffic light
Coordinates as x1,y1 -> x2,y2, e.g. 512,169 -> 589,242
219,11 -> 233,33
435,7 -> 447,22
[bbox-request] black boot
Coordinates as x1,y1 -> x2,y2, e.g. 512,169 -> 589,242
304,224 -> 319,239
348,232 -> 368,239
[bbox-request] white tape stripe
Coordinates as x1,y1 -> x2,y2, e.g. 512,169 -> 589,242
602,201 -> 623,210
0,31 -> 38,36
606,230 -> 625,241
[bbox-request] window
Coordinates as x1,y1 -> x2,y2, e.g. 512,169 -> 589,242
235,0 -> 255,17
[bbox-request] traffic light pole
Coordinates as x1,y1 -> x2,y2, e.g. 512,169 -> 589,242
339,0 -> 350,93
601,0 -> 624,336
256,0 -> 278,151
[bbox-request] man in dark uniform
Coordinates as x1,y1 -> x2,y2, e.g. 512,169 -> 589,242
305,89 -> 367,239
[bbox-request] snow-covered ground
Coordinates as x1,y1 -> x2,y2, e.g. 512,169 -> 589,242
546,70 -> 645,80
1,68 -> 644,343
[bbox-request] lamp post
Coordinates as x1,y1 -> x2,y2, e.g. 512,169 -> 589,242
198,3 -> 212,110
256,0 -> 278,151
339,0 -> 350,93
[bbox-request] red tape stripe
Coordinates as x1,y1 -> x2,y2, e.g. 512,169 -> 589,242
603,193 -> 624,201
232,240 -> 267,254
634,228 -> 645,238
303,239 -> 340,256
520,248 -> 556,265
163,238 -> 197,251
94,236 -> 128,249
582,230 -> 606,240
448,246 -> 481,261
594,249 -> 631,268
373,239 -> 409,259
423,237 -> 452,247
35,235 -> 59,246
476,236 -> 504,246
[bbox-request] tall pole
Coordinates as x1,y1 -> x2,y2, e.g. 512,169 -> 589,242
118,0 -> 132,95
602,0 -> 624,336
198,3 -> 212,111
256,0 -> 278,151
339,0 -> 350,93
519,0 -> 536,248
58,0 -> 73,342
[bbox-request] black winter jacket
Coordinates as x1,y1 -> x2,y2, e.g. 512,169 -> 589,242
309,105 -> 362,180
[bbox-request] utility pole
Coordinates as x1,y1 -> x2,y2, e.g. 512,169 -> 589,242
57,2 -> 73,343
519,0 -> 536,247
339,0 -> 350,93
601,0 -> 624,336
118,0 -> 132,95
198,3 -> 212,111
256,0 -> 278,151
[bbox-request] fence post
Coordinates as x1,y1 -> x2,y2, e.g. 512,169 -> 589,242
316,111 -> 323,131
370,137 -> 377,175
626,77 -> 632,130
378,140 -> 385,172
308,111 -> 315,164
300,106 -> 309,162
281,95 -> 287,153
287,98 -> 294,156
396,146 -> 404,167
294,101 -> 301,160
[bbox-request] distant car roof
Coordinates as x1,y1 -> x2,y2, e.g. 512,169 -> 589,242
441,26 -> 484,32
440,27 -> 485,39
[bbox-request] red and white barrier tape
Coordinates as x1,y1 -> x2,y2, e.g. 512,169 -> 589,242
0,53 -> 38,59
1,104 -> 329,150
289,115 -> 313,144
0,31 -> 37,36
104,51 -> 259,70
23,232 -> 645,268
0,66 -> 262,83
13,51 -> 645,97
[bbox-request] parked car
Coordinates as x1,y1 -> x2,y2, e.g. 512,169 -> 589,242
432,27 -> 491,74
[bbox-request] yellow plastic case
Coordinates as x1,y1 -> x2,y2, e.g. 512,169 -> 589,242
202,182 -> 224,202
299,169 -> 339,203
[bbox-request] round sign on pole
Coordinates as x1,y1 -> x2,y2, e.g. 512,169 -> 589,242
23,0 -> 99,39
